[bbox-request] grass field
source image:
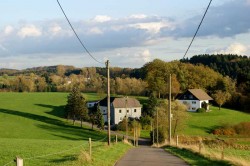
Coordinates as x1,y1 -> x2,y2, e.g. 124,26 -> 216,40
183,106 -> 250,136
0,92 -> 130,166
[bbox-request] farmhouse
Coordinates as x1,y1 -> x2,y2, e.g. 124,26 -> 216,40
93,97 -> 142,125
177,89 -> 213,112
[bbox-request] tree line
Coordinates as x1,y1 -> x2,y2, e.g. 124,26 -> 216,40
182,54 -> 250,112
1,54 -> 249,112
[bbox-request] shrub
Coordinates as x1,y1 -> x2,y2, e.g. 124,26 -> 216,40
196,108 -> 206,113
150,128 -> 168,144
234,122 -> 250,136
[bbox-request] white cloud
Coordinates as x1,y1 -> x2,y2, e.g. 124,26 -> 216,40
49,24 -> 62,35
129,22 -> 174,34
3,25 -> 14,35
129,14 -> 147,19
88,27 -> 103,35
92,15 -> 112,23
211,43 -> 248,55
17,24 -> 42,38
140,49 -> 151,62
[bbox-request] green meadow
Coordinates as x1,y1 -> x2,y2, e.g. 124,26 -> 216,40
0,92 -> 130,166
183,106 -> 250,136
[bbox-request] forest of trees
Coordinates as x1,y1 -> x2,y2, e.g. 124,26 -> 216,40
0,54 -> 249,112
182,54 -> 250,112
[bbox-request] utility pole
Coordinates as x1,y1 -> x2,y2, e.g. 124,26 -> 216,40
106,60 -> 111,146
125,96 -> 128,140
156,108 -> 159,146
168,74 -> 172,145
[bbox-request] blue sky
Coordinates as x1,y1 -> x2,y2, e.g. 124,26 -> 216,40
0,0 -> 250,69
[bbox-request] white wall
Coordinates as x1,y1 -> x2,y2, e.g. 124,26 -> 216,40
114,107 -> 141,124
179,100 -> 209,112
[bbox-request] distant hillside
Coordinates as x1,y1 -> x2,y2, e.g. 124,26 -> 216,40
182,54 -> 250,84
0,65 -> 142,79
0,68 -> 19,75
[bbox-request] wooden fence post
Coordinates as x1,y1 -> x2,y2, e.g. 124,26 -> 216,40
89,138 -> 92,159
176,135 -> 179,147
199,142 -> 202,154
221,146 -> 224,160
16,157 -> 23,166
115,135 -> 117,144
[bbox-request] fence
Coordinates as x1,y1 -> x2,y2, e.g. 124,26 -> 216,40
3,135 -> 115,166
172,135 -> 250,166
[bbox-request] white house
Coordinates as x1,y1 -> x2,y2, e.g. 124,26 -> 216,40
177,89 -> 213,112
98,97 -> 142,125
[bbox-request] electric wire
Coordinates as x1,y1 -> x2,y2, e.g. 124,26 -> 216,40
56,0 -> 104,65
183,0 -> 213,59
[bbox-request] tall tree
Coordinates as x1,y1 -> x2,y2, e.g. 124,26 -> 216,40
96,104 -> 104,129
65,85 -> 88,125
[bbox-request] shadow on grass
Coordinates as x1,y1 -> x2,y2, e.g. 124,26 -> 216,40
0,108 -> 106,141
189,124 -> 221,134
164,146 -> 233,166
35,104 -> 65,118
49,155 -> 77,164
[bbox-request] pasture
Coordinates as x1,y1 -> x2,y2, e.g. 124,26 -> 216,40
0,92 -> 130,166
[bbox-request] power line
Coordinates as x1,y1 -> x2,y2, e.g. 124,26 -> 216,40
56,0 -> 104,65
183,0 -> 213,59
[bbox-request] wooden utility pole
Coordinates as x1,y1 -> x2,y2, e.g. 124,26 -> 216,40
168,74 -> 172,145
106,60 -> 111,146
125,97 -> 128,140
156,108 -> 159,146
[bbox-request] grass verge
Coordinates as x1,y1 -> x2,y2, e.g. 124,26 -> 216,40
164,146 -> 233,166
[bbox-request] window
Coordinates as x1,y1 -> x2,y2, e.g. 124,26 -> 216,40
189,95 -> 193,99
103,110 -> 105,113
192,101 -> 196,104
183,95 -> 187,99
192,107 -> 196,110
119,117 -> 123,121
119,110 -> 122,113
127,110 -> 129,113
134,109 -> 136,113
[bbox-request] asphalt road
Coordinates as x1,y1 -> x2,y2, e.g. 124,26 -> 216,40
115,145 -> 189,166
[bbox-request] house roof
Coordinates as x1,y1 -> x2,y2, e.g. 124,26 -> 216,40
99,97 -> 141,108
177,89 -> 213,101
188,89 -> 213,100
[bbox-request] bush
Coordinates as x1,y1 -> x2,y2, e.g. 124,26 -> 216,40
140,115 -> 152,129
150,128 -> 168,144
196,108 -> 206,113
234,122 -> 250,136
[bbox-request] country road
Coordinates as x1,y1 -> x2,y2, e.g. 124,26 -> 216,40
115,145 -> 189,166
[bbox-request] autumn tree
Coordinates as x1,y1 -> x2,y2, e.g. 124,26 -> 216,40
57,65 -> 66,77
212,90 -> 231,110
151,100 -> 188,143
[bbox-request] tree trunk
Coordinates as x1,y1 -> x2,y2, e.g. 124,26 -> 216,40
73,115 -> 75,125
219,105 -> 221,110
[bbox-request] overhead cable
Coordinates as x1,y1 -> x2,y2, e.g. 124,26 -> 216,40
57,0 -> 104,65
183,0 -> 213,59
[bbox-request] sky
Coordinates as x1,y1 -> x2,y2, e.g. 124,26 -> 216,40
0,0 -> 250,69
